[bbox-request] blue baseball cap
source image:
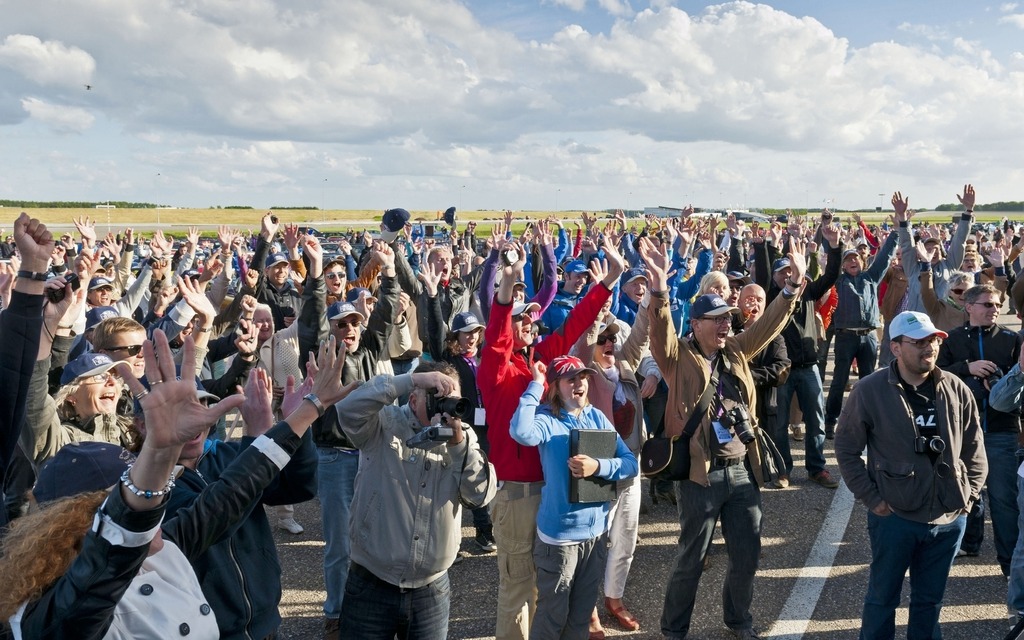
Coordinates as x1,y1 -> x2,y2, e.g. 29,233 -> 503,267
85,306 -> 119,331
771,258 -> 791,273
690,294 -> 739,320
33,441 -> 136,503
622,267 -> 649,284
451,311 -> 484,333
265,252 -> 289,268
381,208 -> 411,242
345,287 -> 377,304
61,352 -> 120,387
327,301 -> 365,322
443,206 -> 456,227
563,260 -> 589,275
88,276 -> 114,291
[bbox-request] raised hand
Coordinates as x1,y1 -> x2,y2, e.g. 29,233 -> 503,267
788,236 -> 808,285
892,192 -> 911,222
638,236 -> 669,292
600,237 -> 625,284
418,259 -> 442,297
150,230 -> 173,258
989,246 -> 1006,268
72,216 -> 97,248
914,241 -> 933,263
821,222 -> 841,249
186,226 -> 201,249
239,368 -> 275,436
372,239 -> 396,273
282,223 -> 301,253
957,184 -> 976,212
200,254 -> 224,283
535,219 -> 553,247
235,319 -> 259,355
531,360 -> 547,384
13,212 -> 54,272
260,212 -> 280,240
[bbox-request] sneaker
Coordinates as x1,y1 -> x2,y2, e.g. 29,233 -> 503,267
768,475 -> 790,489
810,470 -> 840,489
730,628 -> 761,639
956,547 -> 979,558
323,617 -> 341,640
790,424 -> 804,442
474,529 -> 497,553
825,424 -> 836,440
278,517 -> 304,534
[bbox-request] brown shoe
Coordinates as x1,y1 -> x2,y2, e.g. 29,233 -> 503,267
811,470 -> 840,489
323,617 -> 341,640
605,597 -> 641,631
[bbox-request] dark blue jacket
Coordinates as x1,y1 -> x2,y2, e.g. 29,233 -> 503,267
163,429 -> 317,639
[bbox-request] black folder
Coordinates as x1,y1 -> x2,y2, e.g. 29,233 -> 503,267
569,429 -> 617,503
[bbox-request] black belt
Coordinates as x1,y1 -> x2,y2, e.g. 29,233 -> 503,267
711,457 -> 745,469
835,327 -> 874,335
350,562 -> 413,594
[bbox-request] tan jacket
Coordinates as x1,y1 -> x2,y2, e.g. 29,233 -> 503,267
880,266 -> 908,322
648,288 -> 798,487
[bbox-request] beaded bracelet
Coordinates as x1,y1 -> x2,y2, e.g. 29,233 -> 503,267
120,464 -> 176,499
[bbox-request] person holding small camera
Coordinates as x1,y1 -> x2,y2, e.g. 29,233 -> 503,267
836,310 -> 987,639
936,283 -> 1022,574
335,361 -> 496,640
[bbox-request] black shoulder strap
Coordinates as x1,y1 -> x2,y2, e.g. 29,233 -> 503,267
681,373 -> 717,439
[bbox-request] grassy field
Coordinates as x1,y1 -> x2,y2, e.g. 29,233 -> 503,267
0,207 -> 1011,237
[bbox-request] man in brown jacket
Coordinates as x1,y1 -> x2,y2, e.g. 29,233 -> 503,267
639,237 -> 803,640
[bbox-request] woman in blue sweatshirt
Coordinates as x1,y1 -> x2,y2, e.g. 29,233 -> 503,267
510,355 -> 638,640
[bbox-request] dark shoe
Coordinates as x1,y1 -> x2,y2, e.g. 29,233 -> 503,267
323,617 -> 340,640
730,628 -> 761,639
605,597 -> 641,631
825,424 -> 836,440
811,469 -> 840,489
474,528 -> 497,553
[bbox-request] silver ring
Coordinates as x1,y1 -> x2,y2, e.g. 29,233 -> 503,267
135,390 -> 150,399
150,380 -> 164,386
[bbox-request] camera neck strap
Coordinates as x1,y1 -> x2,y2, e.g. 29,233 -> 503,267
681,373 -> 718,439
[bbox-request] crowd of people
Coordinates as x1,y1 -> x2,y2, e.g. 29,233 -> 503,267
0,186 -> 1021,639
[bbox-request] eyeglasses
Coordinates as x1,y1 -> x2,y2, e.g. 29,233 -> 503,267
597,334 -> 618,345
325,272 -> 345,280
950,288 -> 966,296
80,371 -> 120,385
511,313 -> 528,323
699,316 -> 732,326
105,344 -> 143,357
900,336 -> 943,348
335,319 -> 361,329
968,301 -> 999,309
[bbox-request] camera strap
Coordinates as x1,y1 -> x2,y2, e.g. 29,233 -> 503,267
681,374 -> 718,439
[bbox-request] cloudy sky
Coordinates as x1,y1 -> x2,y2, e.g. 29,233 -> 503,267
2,1 -> 1023,212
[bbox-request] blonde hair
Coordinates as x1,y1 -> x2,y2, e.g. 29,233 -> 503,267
544,373 -> 590,416
0,490 -> 108,618
697,271 -> 729,297
91,316 -> 145,351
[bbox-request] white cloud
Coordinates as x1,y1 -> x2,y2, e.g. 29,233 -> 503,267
998,13 -> 1024,27
21,97 -> 94,133
1000,3 -> 1019,12
0,34 -> 95,86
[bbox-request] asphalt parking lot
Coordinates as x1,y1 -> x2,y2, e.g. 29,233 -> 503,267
265,311 -> 1023,640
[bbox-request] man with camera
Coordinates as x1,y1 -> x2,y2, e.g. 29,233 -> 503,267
937,284 -> 1023,573
335,361 -> 496,639
640,235 -> 804,640
836,310 -> 987,639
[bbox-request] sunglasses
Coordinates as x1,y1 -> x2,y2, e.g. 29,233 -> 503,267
106,344 -> 143,357
900,336 -> 943,348
597,334 -> 618,345
336,319 -> 361,329
325,272 -> 345,280
700,316 -> 732,326
968,301 -> 999,309
950,288 -> 966,296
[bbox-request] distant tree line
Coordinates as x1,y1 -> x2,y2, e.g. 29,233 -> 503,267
935,201 -> 1024,212
0,200 -> 163,208
270,206 -> 319,210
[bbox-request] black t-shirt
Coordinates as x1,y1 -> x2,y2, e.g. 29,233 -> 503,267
899,372 -> 940,461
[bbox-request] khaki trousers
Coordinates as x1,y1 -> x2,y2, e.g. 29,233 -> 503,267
491,483 -> 542,640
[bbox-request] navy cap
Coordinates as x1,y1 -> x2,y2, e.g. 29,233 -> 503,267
443,206 -> 456,227
622,267 -> 649,284
60,352 -> 119,387
726,270 -> 752,285
563,260 -> 589,275
85,306 -> 119,331
182,269 -> 201,280
381,208 -> 411,242
265,252 -> 289,268
451,311 -> 484,333
327,301 -> 366,322
771,258 -> 791,273
88,276 -> 114,291
33,441 -> 136,503
690,294 -> 739,320
345,287 -> 377,304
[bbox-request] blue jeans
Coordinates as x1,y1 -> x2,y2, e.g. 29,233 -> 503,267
861,512 -> 966,640
774,365 -> 827,476
825,331 -> 878,426
340,564 -> 450,640
318,447 -> 359,619
1008,473 -> 1024,613
661,464 -> 762,638
960,431 -> 1019,575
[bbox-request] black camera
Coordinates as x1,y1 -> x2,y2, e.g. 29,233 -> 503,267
270,215 -> 279,224
426,391 -> 470,421
719,405 -> 755,445
46,273 -> 81,303
405,424 -> 456,450
986,366 -> 1005,388
914,435 -> 946,454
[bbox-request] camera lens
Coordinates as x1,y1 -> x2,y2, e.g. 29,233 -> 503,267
928,437 -> 946,454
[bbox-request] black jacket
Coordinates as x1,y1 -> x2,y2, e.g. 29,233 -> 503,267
424,293 -> 484,432
938,322 -> 1023,434
15,421 -> 305,639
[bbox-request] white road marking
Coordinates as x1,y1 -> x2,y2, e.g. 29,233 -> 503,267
765,479 -> 857,639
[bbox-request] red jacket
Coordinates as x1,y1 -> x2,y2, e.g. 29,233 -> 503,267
479,284 -> 612,481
